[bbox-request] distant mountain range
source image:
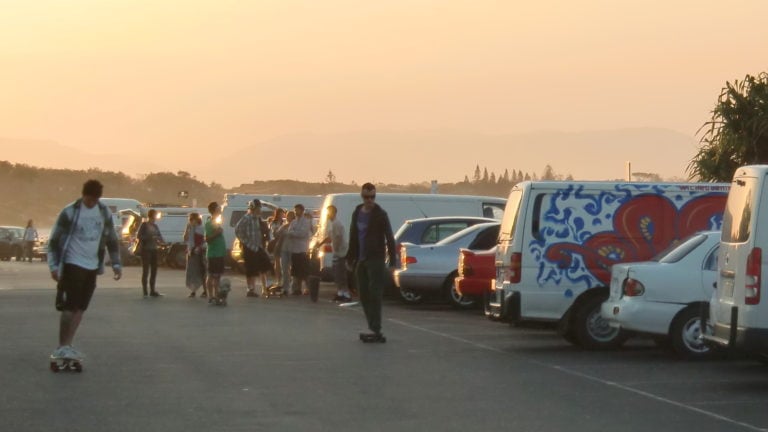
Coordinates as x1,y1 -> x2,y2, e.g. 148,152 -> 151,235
2,128 -> 700,186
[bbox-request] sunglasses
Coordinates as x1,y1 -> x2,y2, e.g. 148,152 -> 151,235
361,194 -> 376,200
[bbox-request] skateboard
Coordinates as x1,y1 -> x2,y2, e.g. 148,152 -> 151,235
264,284 -> 284,298
49,356 -> 83,373
359,333 -> 387,343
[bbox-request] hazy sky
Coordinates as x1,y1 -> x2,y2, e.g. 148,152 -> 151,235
2,1 -> 767,185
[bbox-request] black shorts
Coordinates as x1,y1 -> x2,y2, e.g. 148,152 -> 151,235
207,256 -> 225,275
56,264 -> 98,311
244,247 -> 272,277
291,253 -> 310,279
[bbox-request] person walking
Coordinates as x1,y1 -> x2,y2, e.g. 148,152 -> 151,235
235,199 -> 272,297
286,204 -> 312,295
274,210 -> 295,293
204,202 -> 226,303
23,219 -> 38,262
136,209 -> 165,298
47,179 -> 122,361
183,212 -> 206,297
318,205 -> 351,302
346,183 -> 396,342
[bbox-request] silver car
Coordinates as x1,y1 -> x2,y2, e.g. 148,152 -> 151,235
394,222 -> 500,308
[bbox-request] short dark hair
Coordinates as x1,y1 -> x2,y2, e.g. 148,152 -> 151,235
208,201 -> 219,214
294,204 -> 305,211
361,182 -> 376,192
147,209 -> 158,219
82,179 -> 103,198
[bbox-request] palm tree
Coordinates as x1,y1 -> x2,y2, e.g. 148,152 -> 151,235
688,72 -> 768,182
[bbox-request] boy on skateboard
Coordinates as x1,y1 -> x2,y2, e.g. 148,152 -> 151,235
48,180 -> 122,365
346,183 -> 397,343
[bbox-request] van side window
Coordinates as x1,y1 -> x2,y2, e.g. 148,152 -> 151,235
531,194 -> 546,241
482,203 -> 505,219
230,211 -> 245,227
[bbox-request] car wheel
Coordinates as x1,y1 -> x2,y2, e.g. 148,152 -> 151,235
573,294 -> 629,350
445,273 -> 476,309
670,306 -> 713,359
399,287 -> 424,304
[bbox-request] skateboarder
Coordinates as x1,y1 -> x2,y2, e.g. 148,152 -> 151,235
47,180 -> 122,362
346,183 -> 396,343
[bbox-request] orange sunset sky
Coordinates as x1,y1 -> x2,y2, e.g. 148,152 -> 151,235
2,1 -> 767,186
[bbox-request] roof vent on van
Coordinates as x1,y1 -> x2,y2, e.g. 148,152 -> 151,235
746,247 -> 762,305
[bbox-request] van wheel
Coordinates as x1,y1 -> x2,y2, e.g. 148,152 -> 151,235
399,287 -> 424,304
573,294 -> 629,350
446,273 -> 476,309
670,306 -> 713,359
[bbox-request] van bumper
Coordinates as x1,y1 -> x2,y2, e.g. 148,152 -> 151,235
704,306 -> 768,353
487,285 -> 520,322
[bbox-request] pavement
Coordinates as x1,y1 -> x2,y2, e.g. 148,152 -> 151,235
2,260 -> 768,432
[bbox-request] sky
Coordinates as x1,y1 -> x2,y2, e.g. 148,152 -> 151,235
2,0 -> 767,186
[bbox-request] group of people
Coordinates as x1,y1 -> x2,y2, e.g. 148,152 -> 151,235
47,180 -> 397,360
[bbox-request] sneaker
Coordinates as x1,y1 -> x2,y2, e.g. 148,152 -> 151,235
149,291 -> 164,297
200,292 -> 208,298
65,345 -> 85,360
51,346 -> 68,359
340,296 -> 353,303
188,292 -> 196,298
208,297 -> 215,304
246,290 -> 259,298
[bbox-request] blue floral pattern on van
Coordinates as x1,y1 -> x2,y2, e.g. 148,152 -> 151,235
528,184 -> 727,292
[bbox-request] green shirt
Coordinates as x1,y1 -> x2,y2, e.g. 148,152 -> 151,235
205,217 -> 226,258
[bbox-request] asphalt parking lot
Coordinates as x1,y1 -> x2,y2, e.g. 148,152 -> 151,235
2,260 -> 768,432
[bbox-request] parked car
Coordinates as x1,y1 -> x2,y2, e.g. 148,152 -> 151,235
394,216 -> 496,264
395,222 -> 500,308
0,226 -> 25,261
601,231 -> 720,359
455,246 -> 497,317
33,236 -> 48,261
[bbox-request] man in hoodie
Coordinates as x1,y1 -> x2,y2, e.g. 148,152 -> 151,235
346,183 -> 396,342
47,179 -> 122,361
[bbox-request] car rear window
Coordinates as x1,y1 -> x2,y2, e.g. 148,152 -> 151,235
656,233 -> 707,264
721,177 -> 758,243
421,222 -> 470,244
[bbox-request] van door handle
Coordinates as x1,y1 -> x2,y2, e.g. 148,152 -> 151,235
713,282 -> 717,289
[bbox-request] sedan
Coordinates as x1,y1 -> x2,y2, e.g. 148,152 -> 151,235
601,231 -> 720,359
394,222 -> 499,308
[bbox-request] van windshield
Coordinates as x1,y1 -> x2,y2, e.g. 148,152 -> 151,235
721,177 -> 758,243
499,190 -> 523,242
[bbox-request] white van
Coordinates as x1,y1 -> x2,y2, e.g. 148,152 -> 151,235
491,181 -> 729,349
100,198 -> 146,217
310,193 -> 507,280
706,165 -> 768,357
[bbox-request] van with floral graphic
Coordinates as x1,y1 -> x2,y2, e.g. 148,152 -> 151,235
490,181 -> 729,349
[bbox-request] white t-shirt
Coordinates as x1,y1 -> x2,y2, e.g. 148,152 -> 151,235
65,205 -> 104,270
330,218 -> 348,258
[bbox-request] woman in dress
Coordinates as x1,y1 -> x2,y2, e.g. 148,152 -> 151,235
183,212 -> 206,298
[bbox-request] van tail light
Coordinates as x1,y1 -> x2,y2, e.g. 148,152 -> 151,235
622,278 -> 645,297
323,244 -> 333,253
746,247 -> 762,305
508,252 -> 522,284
